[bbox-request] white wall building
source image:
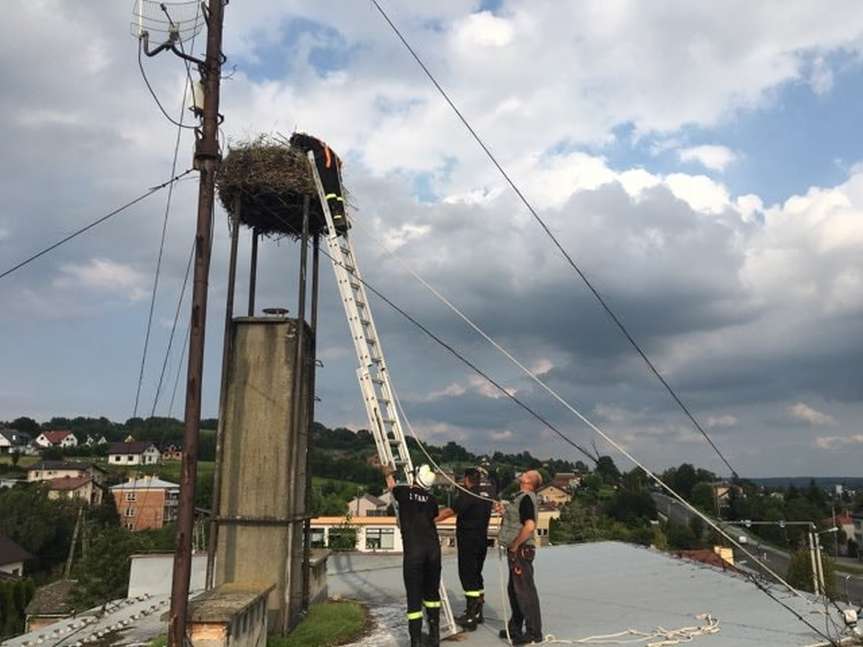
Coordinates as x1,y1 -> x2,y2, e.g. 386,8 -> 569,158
108,441 -> 161,465
34,431 -> 78,448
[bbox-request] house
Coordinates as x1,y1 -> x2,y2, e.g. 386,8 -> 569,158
0,428 -> 31,454
33,430 -> 78,449
0,535 -> 32,578
111,476 -> 180,531
550,472 -> 582,492
160,444 -> 183,461
852,511 -> 863,558
108,441 -> 161,465
709,481 -> 744,509
24,579 -> 78,632
537,484 -> 573,507
310,515 -> 502,553
47,476 -> 103,505
27,461 -> 107,486
83,434 -> 108,447
346,492 -> 389,517
536,503 -> 561,545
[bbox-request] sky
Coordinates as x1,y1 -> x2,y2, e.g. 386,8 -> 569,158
1,1 -> 862,477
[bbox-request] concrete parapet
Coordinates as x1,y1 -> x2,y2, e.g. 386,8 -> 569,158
188,582 -> 273,647
308,549 -> 330,606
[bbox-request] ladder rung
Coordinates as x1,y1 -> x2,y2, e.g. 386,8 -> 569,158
360,318 -> 371,326
350,281 -> 362,290
366,339 -> 377,346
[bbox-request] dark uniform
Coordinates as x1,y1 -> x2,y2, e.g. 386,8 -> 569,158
393,484 -> 442,645
453,486 -> 492,619
288,132 -> 348,234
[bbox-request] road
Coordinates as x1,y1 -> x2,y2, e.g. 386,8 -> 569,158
651,492 -> 863,605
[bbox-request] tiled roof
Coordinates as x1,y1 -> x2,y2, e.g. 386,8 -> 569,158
48,476 -> 92,491
24,579 -> 78,616
108,441 -> 158,455
0,429 -> 30,444
0,534 -> 32,567
27,461 -> 106,473
41,430 -> 74,444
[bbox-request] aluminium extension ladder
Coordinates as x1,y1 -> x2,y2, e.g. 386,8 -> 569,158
308,152 -> 457,638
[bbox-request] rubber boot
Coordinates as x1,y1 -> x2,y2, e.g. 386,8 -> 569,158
425,607 -> 440,647
409,618 -> 423,647
476,593 -> 485,624
454,597 -> 471,625
456,598 -> 479,631
455,597 -> 477,631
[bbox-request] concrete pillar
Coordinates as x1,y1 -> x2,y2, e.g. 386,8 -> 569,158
214,317 -> 312,633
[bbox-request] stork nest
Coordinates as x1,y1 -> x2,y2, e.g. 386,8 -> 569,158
217,136 -> 330,237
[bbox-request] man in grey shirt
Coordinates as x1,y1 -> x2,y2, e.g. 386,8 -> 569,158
497,470 -> 543,644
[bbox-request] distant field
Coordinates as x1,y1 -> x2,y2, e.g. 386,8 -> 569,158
0,455 -> 38,467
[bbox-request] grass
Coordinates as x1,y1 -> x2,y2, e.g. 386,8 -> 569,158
0,455 -> 38,467
269,601 -> 367,647
149,635 -> 167,647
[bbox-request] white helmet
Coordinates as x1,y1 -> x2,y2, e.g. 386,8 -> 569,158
415,464 -> 436,489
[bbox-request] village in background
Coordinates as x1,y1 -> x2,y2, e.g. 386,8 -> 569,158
1,415 -> 862,639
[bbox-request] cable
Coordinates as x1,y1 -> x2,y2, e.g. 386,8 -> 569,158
168,316 -> 191,418
0,170 -> 194,282
368,0 -> 738,480
151,237 -> 195,416
230,184 -> 842,645
137,40 -> 197,130
231,185 -> 598,466
133,58 -> 195,418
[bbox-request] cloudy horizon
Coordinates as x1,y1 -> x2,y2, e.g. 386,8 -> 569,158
1,1 -> 862,477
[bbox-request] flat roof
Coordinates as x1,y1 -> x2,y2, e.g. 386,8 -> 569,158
327,541 -> 851,646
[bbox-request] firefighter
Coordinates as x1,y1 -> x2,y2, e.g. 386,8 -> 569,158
382,462 -> 442,647
435,467 -> 492,631
288,131 -> 348,234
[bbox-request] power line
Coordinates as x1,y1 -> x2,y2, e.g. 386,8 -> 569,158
239,186 -> 840,645
151,237 -> 196,417
0,170 -> 194,283
368,0 -> 738,480
134,61 -> 195,418
232,186 -> 599,465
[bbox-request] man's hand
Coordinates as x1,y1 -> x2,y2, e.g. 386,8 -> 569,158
494,501 -> 506,514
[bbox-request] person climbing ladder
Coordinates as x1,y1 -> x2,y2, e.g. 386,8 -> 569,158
289,131 -> 348,234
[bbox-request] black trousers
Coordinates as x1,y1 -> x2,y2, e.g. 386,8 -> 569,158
403,544 -> 442,619
288,134 -> 345,219
457,532 -> 488,596
507,545 -> 542,637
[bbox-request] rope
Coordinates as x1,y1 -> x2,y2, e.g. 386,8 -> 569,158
542,614 -> 720,646
368,0 -> 738,480
225,185 -> 842,646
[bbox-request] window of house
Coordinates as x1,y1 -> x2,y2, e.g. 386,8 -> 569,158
311,528 -> 325,548
126,492 -> 137,502
125,507 -> 135,517
127,455 -> 134,462
365,528 -> 395,550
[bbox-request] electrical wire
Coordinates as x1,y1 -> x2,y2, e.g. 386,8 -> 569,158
226,182 -> 843,644
368,0 -> 738,480
137,40 -> 197,130
150,237 -> 195,416
134,6 -> 202,418
0,170 -> 194,282
133,62 -> 195,418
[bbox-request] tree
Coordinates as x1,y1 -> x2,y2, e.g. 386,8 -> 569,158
785,547 -> 837,598
666,521 -> 697,550
595,456 -> 620,484
0,484 -> 77,573
690,482 -> 714,512
605,489 -> 656,525
10,417 -> 39,434
688,516 -> 705,548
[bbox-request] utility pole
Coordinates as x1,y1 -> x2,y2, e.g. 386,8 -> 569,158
168,1 -> 225,646
807,525 -> 820,596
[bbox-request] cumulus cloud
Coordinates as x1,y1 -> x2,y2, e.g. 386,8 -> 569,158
54,258 -> 149,302
2,2 -> 863,477
678,145 -> 739,172
788,402 -> 837,426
